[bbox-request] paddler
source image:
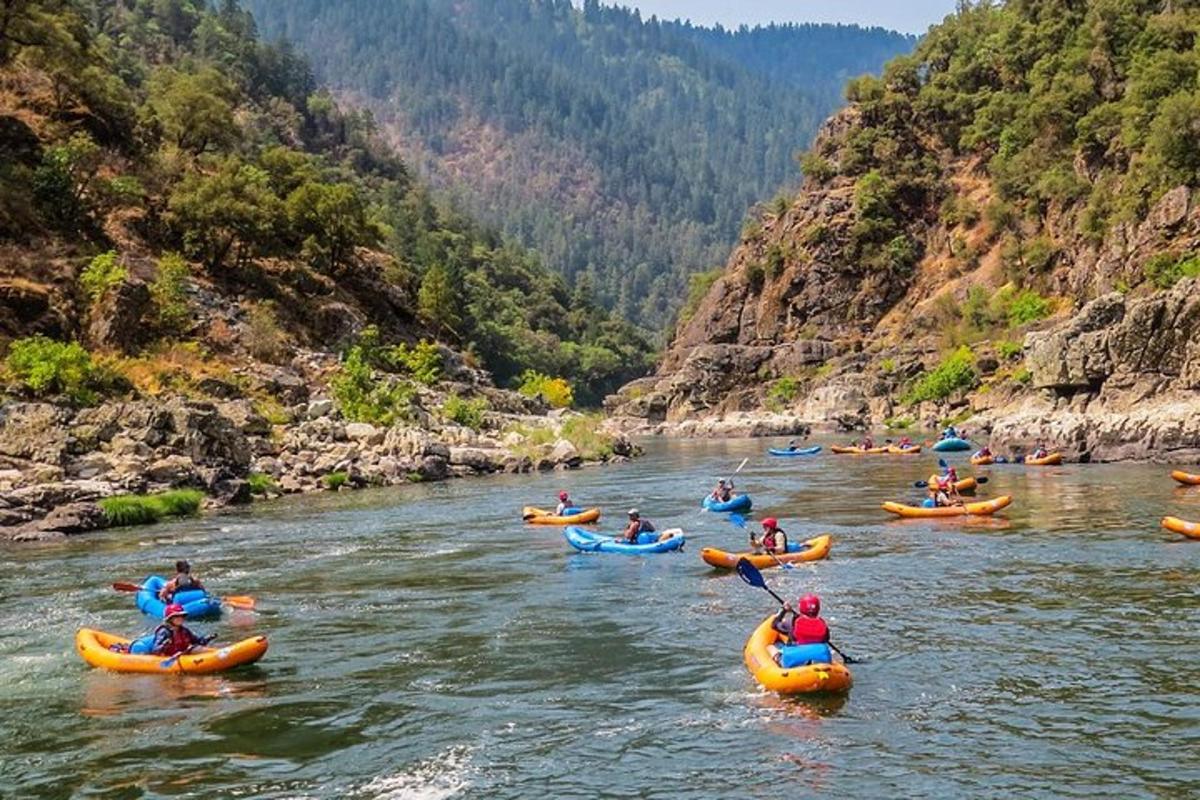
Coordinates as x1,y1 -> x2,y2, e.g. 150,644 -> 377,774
157,559 -> 203,602
1031,442 -> 1049,460
769,594 -> 831,655
555,491 -> 573,516
710,478 -> 734,503
860,435 -> 875,450
620,509 -> 655,543
750,517 -> 788,555
152,603 -> 214,656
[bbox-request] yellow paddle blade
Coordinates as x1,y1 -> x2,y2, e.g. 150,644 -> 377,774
222,596 -> 256,610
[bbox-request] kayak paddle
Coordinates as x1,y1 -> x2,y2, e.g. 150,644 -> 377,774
728,514 -> 793,570
734,558 -> 861,664
157,638 -> 214,670
913,476 -> 988,489
112,582 -> 256,611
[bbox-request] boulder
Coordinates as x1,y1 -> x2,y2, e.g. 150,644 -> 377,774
30,501 -> 106,535
88,280 -> 153,354
448,446 -> 499,471
307,399 -> 334,419
216,399 -> 271,436
145,455 -> 198,486
549,439 -> 581,467
344,422 -> 384,446
0,403 -> 71,463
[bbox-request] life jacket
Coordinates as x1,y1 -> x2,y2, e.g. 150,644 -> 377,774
638,519 -> 655,533
153,623 -> 198,657
762,528 -> 787,552
790,615 -> 829,645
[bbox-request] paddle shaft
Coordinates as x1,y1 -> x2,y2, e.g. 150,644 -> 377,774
112,582 -> 255,611
736,559 -> 859,664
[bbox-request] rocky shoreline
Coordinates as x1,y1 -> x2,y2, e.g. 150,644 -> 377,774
0,394 -> 635,542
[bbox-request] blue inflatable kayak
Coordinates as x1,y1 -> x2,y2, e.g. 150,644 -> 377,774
563,526 -> 685,555
933,437 -> 972,452
136,575 -> 222,619
768,446 -> 822,456
702,494 -> 752,512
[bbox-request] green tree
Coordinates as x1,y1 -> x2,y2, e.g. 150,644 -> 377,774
167,157 -> 281,269
285,181 -> 376,272
146,66 -> 238,155
417,262 -> 461,332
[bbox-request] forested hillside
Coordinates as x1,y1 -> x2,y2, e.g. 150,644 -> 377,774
244,0 -> 916,321
0,0 -> 652,406
613,0 -> 1200,457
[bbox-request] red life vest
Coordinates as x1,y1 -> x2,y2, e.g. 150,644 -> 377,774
790,616 -> 829,645
762,528 -> 787,552
155,623 -> 199,656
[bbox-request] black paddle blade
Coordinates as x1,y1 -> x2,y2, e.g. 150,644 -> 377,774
735,558 -> 766,589
938,458 -> 948,469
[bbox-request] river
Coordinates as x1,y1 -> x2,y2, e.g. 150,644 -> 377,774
2,438 -> 1199,798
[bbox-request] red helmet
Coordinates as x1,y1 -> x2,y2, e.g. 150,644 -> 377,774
163,603 -> 186,621
798,594 -> 820,617
761,517 -> 778,529
558,491 -> 569,501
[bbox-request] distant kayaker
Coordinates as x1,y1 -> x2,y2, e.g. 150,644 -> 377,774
861,436 -> 875,450
152,604 -> 213,657
932,473 -> 963,507
621,509 -> 655,543
974,445 -> 992,459
750,517 -> 788,555
711,479 -> 734,503
1032,442 -> 1049,459
771,594 -> 830,651
898,436 -> 914,448
942,425 -> 959,440
158,560 -> 203,602
556,491 -> 573,516
786,438 -> 800,451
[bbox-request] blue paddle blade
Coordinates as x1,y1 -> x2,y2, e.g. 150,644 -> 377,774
938,458 -> 948,469
729,513 -> 747,529
736,558 -> 766,588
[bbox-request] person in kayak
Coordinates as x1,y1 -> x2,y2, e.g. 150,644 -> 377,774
974,445 -> 992,459
931,473 -> 964,507
555,491 -> 573,516
620,509 -> 655,542
786,438 -> 800,451
750,517 -> 788,555
157,560 -> 203,602
710,479 -> 734,503
942,425 -> 959,440
860,436 -> 875,450
151,603 -> 213,657
1031,442 -> 1049,459
769,594 -> 830,658
898,435 -> 914,448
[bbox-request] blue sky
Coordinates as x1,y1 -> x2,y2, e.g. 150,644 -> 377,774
616,1 -> 959,35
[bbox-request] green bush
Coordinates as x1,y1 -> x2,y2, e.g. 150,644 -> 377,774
331,345 -> 415,425
1143,252 -> 1200,289
561,413 -> 615,461
679,268 -> 722,325
247,472 -> 278,495
766,376 -> 801,409
996,340 -> 1023,359
99,489 -> 204,527
883,416 -> 914,430
388,340 -> 442,385
80,251 -> 126,301
151,252 -> 191,334
879,357 -> 896,374
902,346 -> 978,405
322,471 -> 349,490
799,151 -> 836,182
443,394 -> 488,430
1013,367 -> 1032,384
4,336 -> 101,404
517,370 -> 574,409
1007,290 -> 1053,327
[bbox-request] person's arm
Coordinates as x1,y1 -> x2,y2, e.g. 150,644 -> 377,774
151,627 -> 172,655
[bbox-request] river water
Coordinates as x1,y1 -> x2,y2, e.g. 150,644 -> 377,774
2,438 -> 1199,798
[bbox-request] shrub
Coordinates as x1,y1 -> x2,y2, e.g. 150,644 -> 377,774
322,471 -> 349,490
561,413 -> 615,461
880,357 -> 896,374
884,416 -> 914,430
99,489 -> 204,527
443,394 -> 487,430
79,251 -> 126,301
1007,290 -> 1053,327
902,346 -> 978,405
1143,252 -> 1200,289
766,376 -> 801,410
764,244 -> 786,278
799,151 -> 836,182
245,301 -> 288,362
151,252 -> 191,334
4,336 -> 101,404
388,340 -> 442,385
331,345 -> 415,425
247,472 -> 278,495
517,370 -> 574,409
679,269 -> 722,325
996,340 -> 1023,359
1013,367 -> 1032,384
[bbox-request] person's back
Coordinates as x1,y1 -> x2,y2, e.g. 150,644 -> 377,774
159,559 -> 201,601
555,491 -> 571,516
622,509 -> 652,542
791,595 -> 830,644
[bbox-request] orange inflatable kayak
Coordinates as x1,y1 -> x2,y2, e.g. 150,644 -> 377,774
970,454 -> 995,466
926,474 -> 978,495
76,629 -> 268,674
1171,470 -> 1200,486
1025,453 -> 1063,466
523,506 -> 601,525
1162,516 -> 1200,539
831,446 -> 888,455
701,534 -> 831,570
887,445 -> 922,455
743,615 -> 852,695
882,495 -> 1012,518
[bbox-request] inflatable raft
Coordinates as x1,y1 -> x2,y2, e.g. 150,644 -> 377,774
743,615 -> 852,695
932,437 -> 972,452
1162,516 -> 1200,539
830,446 -> 888,455
1170,470 -> 1200,486
701,494 -> 752,513
1025,453 -> 1063,466
136,576 -> 221,619
768,446 -> 822,456
563,526 -> 685,554
76,628 -> 268,674
887,445 -> 922,455
970,454 -> 995,466
701,534 -> 831,570
523,506 -> 601,525
882,495 -> 1013,518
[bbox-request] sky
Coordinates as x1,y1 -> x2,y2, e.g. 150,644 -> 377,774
615,1 -> 960,35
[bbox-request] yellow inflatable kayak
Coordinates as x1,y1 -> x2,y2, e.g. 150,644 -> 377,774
887,445 -> 922,455
926,474 -> 978,495
970,454 -> 995,466
831,446 -> 888,455
882,495 -> 1012,518
701,534 -> 832,570
743,615 -> 852,695
1171,470 -> 1200,486
522,506 -> 601,525
76,629 -> 268,674
1026,453 -> 1063,466
1162,516 -> 1200,539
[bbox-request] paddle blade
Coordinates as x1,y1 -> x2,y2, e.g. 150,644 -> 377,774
222,596 -> 256,611
735,558 -> 767,589
112,582 -> 145,593
976,476 -> 989,484
913,481 -> 929,489
729,513 -> 747,529
938,458 -> 948,469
